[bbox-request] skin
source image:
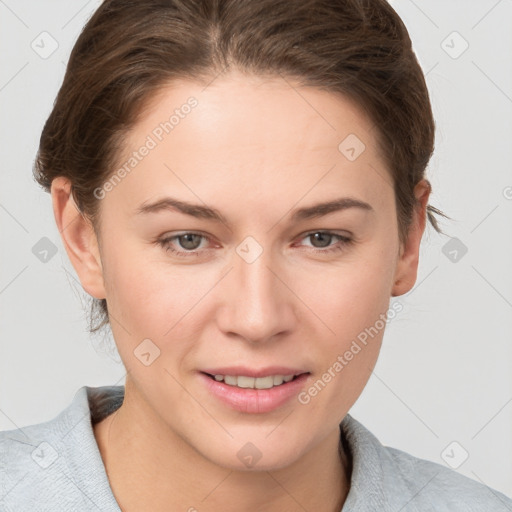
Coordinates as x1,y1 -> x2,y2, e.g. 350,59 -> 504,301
51,69 -> 430,512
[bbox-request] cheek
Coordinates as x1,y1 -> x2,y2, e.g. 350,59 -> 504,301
299,244 -> 396,342
101,240 -> 216,362
296,240 -> 396,398
101,234 -> 182,324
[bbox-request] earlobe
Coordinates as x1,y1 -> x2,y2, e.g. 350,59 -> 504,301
51,177 -> 106,300
391,179 -> 431,297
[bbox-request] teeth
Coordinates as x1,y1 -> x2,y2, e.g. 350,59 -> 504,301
212,374 -> 297,389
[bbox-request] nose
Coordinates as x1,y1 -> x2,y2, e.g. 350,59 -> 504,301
216,244 -> 298,344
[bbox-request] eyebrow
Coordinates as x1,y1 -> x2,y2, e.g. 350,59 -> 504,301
134,196 -> 374,223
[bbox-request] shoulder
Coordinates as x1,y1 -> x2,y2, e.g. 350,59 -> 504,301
340,414 -> 512,511
1,391 -> 80,505
0,386 -> 122,512
385,444 -> 512,511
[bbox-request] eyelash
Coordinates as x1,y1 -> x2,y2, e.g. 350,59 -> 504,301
156,231 -> 354,258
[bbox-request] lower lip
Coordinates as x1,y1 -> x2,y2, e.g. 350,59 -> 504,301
199,372 -> 310,414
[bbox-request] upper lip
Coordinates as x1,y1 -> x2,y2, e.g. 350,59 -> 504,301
201,366 -> 310,378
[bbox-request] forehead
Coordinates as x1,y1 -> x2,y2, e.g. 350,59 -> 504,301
134,71 -> 378,155
110,71 -> 392,216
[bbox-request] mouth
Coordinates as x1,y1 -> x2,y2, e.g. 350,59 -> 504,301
201,372 -> 308,390
199,370 -> 311,413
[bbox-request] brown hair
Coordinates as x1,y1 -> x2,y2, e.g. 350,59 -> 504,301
34,0 -> 450,333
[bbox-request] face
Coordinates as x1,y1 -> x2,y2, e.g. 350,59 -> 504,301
56,70 -> 428,471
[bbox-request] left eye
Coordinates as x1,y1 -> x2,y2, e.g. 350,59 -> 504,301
300,231 -> 350,250
157,232 -> 208,257
157,231 -> 353,258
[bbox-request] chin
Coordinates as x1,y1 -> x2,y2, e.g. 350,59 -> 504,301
201,437 -> 308,473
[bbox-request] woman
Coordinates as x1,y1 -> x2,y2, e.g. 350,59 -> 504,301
2,0 -> 511,510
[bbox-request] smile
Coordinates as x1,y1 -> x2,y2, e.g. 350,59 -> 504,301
207,373 -> 299,389
199,372 -> 311,413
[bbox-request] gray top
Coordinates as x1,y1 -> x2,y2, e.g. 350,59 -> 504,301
1,385 -> 511,511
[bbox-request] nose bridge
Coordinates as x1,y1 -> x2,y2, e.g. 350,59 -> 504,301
219,239 -> 295,343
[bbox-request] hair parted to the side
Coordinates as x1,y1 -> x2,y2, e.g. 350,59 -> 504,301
34,0 -> 451,334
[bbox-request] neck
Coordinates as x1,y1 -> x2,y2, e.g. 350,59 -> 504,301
93,380 -> 351,512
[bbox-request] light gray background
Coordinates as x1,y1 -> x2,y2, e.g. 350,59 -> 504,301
1,0 -> 511,498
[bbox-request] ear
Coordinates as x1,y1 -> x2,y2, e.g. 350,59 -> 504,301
391,179 -> 431,297
51,177 -> 106,300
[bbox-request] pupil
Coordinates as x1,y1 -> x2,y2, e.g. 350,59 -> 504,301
311,232 -> 331,248
179,234 -> 201,250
